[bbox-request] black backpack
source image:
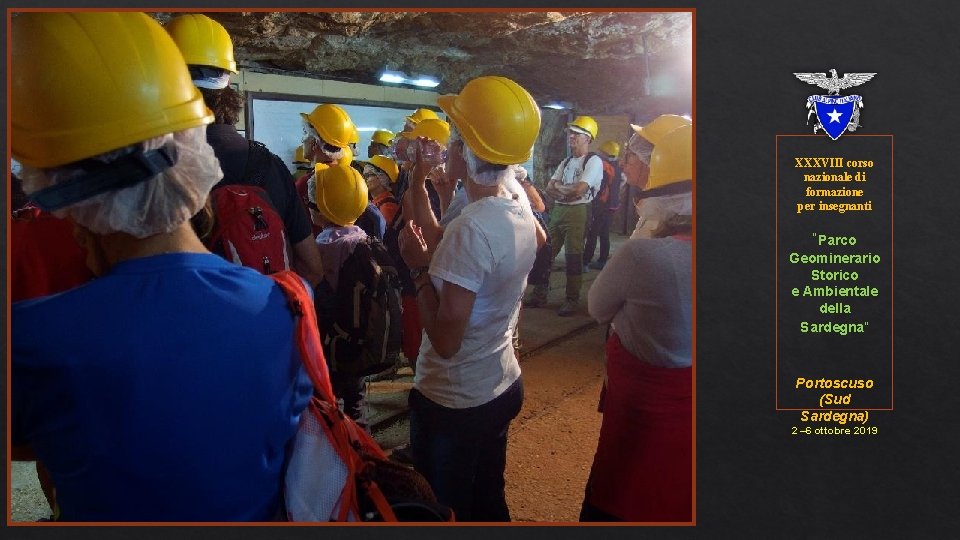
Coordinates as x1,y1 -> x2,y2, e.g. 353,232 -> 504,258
316,236 -> 403,377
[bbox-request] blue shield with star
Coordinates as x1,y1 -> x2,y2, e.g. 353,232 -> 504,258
812,96 -> 857,140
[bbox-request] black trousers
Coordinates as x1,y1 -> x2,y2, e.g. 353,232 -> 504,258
584,205 -> 613,264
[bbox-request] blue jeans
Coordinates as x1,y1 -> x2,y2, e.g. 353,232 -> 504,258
408,377 -> 524,522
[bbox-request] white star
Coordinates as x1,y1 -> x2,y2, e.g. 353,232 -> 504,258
826,108 -> 843,123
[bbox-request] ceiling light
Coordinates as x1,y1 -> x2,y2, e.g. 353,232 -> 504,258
380,69 -> 441,88
379,70 -> 406,84
409,76 -> 440,88
543,101 -> 572,110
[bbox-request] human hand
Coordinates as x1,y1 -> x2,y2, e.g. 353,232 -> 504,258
411,137 -> 445,186
514,166 -> 528,183
429,166 -> 457,201
399,220 -> 431,269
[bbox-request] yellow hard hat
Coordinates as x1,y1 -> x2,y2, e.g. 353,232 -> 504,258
300,104 -> 355,148
313,163 -> 369,226
401,118 -> 451,146
437,76 -> 541,165
631,114 -> 691,146
568,116 -> 598,139
600,140 -> 620,158
405,108 -> 440,125
339,144 -> 355,166
165,14 -> 237,73
12,12 -> 213,169
347,124 -> 360,145
365,155 -> 399,183
293,145 -> 308,164
371,129 -> 395,146
645,124 -> 692,191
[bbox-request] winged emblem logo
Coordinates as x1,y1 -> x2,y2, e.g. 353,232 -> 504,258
794,68 -> 876,140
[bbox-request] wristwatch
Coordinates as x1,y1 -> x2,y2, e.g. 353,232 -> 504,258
410,266 -> 429,281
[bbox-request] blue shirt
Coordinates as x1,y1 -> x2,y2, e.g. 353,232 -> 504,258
12,253 -> 313,521
356,202 -> 386,240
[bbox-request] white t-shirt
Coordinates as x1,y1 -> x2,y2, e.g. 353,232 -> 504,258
415,195 -> 538,408
551,154 -> 604,205
439,176 -> 532,227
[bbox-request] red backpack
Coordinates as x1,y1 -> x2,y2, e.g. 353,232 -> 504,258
207,141 -> 291,274
270,271 -> 454,522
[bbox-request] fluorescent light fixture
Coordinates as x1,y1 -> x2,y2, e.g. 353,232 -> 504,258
543,101 -> 572,110
380,69 -> 441,88
410,76 -> 440,88
380,71 -> 406,84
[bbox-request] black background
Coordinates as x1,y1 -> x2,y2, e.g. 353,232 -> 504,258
4,0 -> 960,538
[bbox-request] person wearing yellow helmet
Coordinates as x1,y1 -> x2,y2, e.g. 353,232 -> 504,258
368,129 -> 395,159
581,119 -> 692,523
363,155 -> 401,225
397,75 -> 540,522
305,162 -> 373,423
291,145 -> 313,183
297,105 -> 387,241
166,13 -> 324,286
391,112 -> 447,214
583,139 -> 625,271
530,114 -> 604,316
403,107 -> 441,132
11,12 -> 312,521
622,116 -> 692,239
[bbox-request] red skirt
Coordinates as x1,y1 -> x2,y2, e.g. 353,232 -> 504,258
586,332 -> 692,522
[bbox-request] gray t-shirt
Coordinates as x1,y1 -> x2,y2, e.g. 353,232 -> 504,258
587,237 -> 692,368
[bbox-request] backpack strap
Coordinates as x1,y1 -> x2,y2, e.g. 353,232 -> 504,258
242,140 -> 271,187
268,270 -> 336,402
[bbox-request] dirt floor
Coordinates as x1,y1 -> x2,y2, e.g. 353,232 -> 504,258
505,324 -> 606,522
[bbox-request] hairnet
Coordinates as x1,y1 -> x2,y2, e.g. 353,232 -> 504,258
625,132 -> 654,165
462,143 -> 513,187
363,164 -> 390,188
189,65 -> 231,90
20,125 -> 222,238
631,191 -> 692,239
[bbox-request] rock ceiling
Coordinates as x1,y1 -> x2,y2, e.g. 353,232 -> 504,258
157,11 -> 692,116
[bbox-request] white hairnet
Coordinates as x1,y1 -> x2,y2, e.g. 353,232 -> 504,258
462,144 -> 514,187
625,132 -> 654,165
631,191 -> 692,239
19,125 -> 222,238
189,66 -> 231,90
363,164 -> 390,188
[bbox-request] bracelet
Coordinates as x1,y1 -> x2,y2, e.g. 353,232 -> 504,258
416,281 -> 434,296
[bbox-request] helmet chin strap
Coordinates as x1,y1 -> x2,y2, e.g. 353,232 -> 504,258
28,142 -> 178,212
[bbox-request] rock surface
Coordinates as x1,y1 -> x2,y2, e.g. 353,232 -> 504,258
155,11 -> 692,116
